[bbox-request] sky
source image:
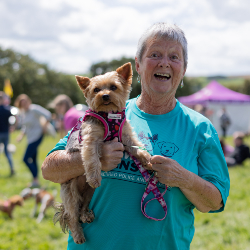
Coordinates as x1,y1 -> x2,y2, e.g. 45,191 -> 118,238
0,0 -> 250,76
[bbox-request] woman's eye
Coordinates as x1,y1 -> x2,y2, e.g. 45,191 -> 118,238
151,53 -> 158,58
110,85 -> 117,91
94,88 -> 101,93
171,55 -> 178,60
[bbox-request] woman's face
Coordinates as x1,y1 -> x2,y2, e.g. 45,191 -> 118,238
136,37 -> 186,96
55,103 -> 67,115
20,99 -> 30,111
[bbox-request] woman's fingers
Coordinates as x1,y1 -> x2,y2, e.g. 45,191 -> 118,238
149,155 -> 188,188
101,138 -> 124,171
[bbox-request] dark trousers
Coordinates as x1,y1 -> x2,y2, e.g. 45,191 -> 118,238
0,132 -> 14,171
221,126 -> 227,137
23,135 -> 43,178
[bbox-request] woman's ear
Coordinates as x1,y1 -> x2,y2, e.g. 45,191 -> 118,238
135,57 -> 140,75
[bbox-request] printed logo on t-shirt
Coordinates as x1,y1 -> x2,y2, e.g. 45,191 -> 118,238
101,131 -> 179,188
157,141 -> 179,157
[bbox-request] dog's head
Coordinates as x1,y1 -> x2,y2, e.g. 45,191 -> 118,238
20,188 -> 41,200
9,195 -> 24,206
20,188 -> 32,200
75,62 -> 133,113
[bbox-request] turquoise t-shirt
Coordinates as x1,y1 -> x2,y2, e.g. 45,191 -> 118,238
48,98 -> 230,250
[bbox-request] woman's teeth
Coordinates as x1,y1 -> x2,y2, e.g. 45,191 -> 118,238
154,73 -> 171,80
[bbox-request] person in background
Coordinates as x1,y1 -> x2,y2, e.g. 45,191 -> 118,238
48,94 -> 88,134
14,94 -> 51,187
41,23 -> 230,250
219,107 -> 231,137
0,91 -> 15,176
48,94 -> 73,137
64,104 -> 88,131
225,131 -> 250,167
220,138 -> 234,157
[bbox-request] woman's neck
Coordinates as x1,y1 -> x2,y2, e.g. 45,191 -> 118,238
136,92 -> 176,115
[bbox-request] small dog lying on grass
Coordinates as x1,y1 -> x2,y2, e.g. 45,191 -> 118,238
20,187 -> 57,223
0,195 -> 23,219
54,62 -> 151,244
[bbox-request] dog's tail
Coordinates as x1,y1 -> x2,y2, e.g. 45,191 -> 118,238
53,202 -> 69,233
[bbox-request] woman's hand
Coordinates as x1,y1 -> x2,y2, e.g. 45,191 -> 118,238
150,155 -> 192,189
101,137 -> 124,172
150,155 -> 223,213
16,132 -> 24,143
42,137 -> 124,184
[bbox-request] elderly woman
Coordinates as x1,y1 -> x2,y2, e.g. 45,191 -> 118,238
42,23 -> 230,250
15,94 -> 51,187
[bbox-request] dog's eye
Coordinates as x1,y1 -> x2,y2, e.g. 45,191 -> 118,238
110,85 -> 117,91
94,88 -> 101,93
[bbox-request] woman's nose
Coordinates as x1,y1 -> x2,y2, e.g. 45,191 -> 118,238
158,57 -> 170,68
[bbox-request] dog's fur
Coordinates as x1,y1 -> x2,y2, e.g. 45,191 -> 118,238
0,195 -> 23,218
21,187 -> 56,223
54,62 -> 152,244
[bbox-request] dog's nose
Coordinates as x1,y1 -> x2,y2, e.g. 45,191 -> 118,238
102,94 -> 110,101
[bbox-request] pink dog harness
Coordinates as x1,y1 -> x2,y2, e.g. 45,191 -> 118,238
67,109 -> 168,221
67,109 -> 126,143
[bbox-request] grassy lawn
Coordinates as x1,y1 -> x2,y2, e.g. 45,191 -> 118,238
0,132 -> 68,250
0,132 -> 249,249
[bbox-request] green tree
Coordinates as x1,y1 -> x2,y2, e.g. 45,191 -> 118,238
242,79 -> 250,95
90,57 -> 141,99
0,47 -> 85,107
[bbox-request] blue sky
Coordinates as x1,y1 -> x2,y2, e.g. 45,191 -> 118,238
1,0 -> 250,76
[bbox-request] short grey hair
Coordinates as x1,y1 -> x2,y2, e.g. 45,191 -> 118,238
136,22 -> 188,69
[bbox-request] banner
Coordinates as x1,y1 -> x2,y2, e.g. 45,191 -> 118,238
3,79 -> 13,97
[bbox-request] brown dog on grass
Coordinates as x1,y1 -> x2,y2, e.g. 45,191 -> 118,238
54,62 -> 152,244
0,195 -> 23,219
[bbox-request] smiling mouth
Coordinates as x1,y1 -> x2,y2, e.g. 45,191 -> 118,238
154,73 -> 171,80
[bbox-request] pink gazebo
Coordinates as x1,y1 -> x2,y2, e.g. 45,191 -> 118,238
178,80 -> 250,105
178,81 -> 250,135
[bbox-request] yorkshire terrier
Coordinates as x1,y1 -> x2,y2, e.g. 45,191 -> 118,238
54,62 -> 152,244
0,195 -> 23,219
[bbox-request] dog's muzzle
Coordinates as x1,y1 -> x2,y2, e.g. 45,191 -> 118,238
102,94 -> 110,101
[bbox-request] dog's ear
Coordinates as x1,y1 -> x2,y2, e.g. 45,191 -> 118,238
75,75 -> 90,92
116,62 -> 133,84
173,144 -> 179,153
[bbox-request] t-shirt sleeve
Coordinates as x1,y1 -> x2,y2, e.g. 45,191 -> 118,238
33,104 -> 52,121
197,125 -> 230,213
47,131 -> 71,156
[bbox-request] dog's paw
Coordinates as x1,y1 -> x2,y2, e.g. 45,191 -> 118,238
80,210 -> 95,224
87,176 -> 102,189
137,150 -> 152,170
73,234 -> 86,244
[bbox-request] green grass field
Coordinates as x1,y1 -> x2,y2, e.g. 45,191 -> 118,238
0,133 -> 249,249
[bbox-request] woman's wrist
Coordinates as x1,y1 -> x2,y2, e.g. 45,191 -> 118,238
179,169 -> 195,190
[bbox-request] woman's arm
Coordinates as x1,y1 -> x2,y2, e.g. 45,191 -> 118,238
41,137 -> 124,184
34,104 -> 52,121
150,155 -> 223,213
41,150 -> 84,183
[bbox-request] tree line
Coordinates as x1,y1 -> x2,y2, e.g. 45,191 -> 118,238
1,47 -> 249,109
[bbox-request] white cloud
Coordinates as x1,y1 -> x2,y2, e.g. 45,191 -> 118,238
0,0 -> 250,76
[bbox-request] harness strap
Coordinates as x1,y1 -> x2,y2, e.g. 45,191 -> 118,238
67,116 -> 84,144
3,200 -> 11,212
68,109 -> 126,143
128,153 -> 168,221
83,111 -> 110,140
